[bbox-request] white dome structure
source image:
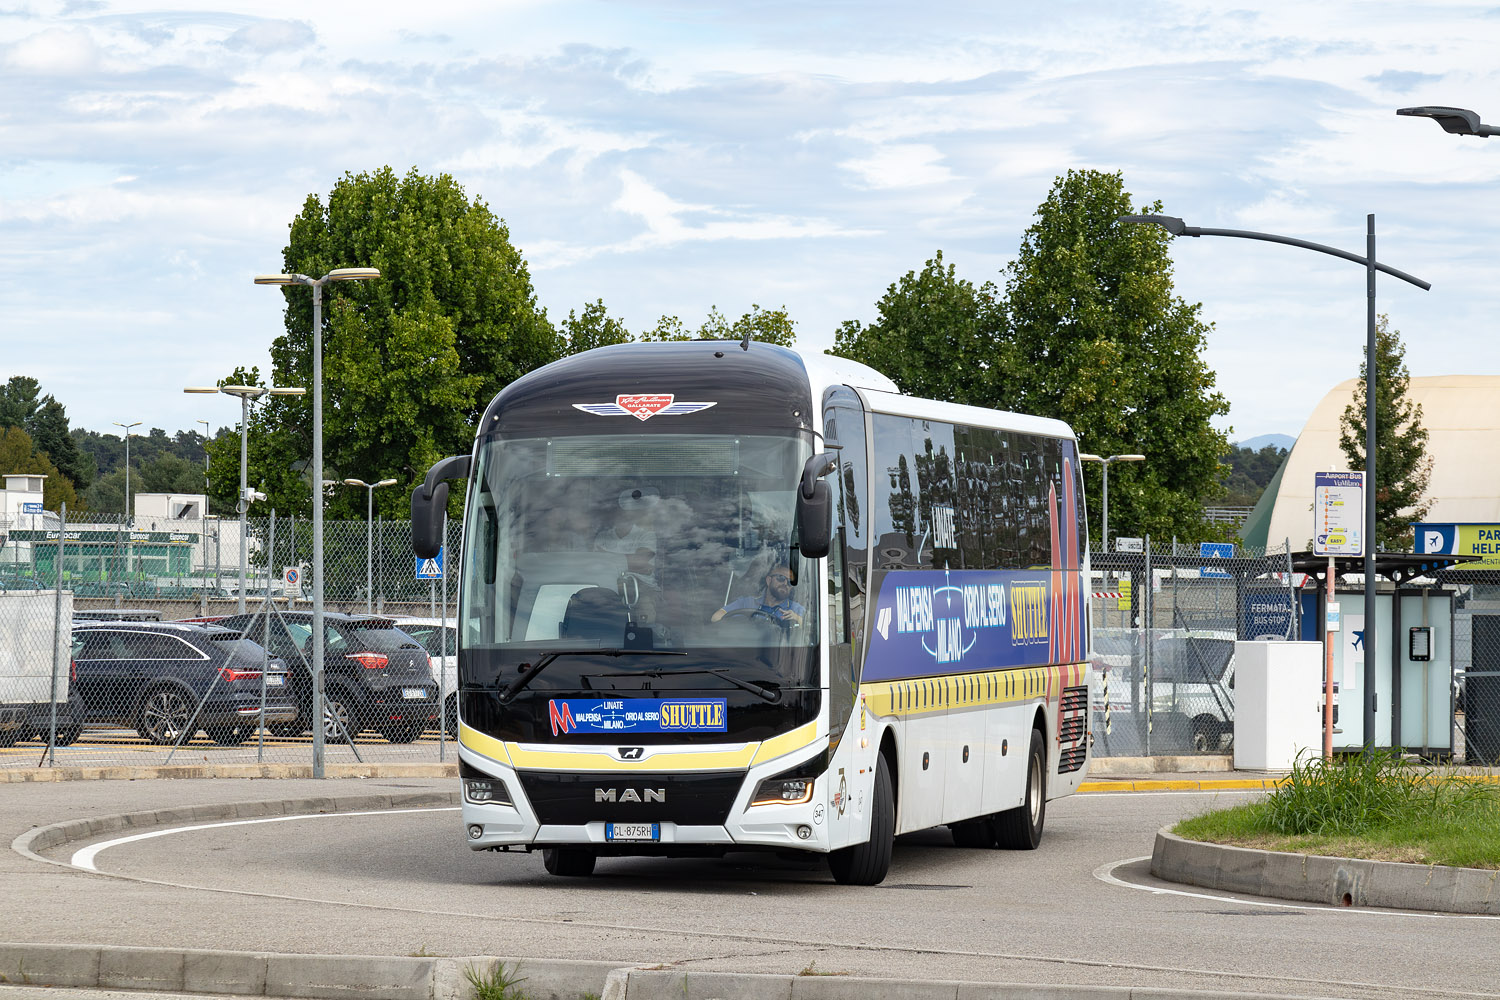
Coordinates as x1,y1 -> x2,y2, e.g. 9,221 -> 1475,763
1243,375 -> 1500,551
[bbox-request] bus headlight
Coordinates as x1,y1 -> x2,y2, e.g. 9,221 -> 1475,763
750,772 -> 815,806
460,760 -> 513,805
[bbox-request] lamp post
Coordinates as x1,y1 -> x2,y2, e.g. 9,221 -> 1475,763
1396,105 -> 1499,138
344,478 -> 399,613
185,384 -> 306,613
112,421 -> 141,584
254,267 -> 380,778
1119,213 -> 1430,748
195,419 -> 211,492
1077,453 -> 1145,549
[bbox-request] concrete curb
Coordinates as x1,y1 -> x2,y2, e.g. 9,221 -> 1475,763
0,944 -> 1360,1000
1151,826 -> 1500,914
0,763 -> 457,783
1078,777 -> 1284,793
0,945 -> 616,1000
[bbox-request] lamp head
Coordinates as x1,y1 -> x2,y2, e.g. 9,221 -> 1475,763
1118,214 -> 1190,236
375,478 -> 398,487
327,267 -> 380,281
1396,105 -> 1494,137
343,478 -> 367,487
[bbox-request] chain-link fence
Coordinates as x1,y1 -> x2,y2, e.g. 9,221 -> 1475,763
0,507 -> 461,769
1090,538 -> 1299,757
1449,579 -> 1500,766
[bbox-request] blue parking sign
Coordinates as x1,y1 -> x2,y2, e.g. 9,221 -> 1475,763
415,548 -> 444,580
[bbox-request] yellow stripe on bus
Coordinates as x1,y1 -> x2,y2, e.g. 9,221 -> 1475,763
860,662 -> 1086,719
459,721 -> 821,774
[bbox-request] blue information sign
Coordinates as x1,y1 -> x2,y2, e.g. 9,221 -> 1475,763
546,698 -> 728,736
1241,588 -> 1297,641
1200,541 -> 1234,579
415,548 -> 444,580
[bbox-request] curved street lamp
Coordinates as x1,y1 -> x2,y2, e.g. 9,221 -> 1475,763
1119,213 -> 1430,750
254,267 -> 380,777
1078,453 -> 1145,550
344,477 -> 399,613
1396,105 -> 1499,138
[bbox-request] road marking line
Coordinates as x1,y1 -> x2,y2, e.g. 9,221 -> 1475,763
1094,855 -> 1500,922
70,808 -> 459,871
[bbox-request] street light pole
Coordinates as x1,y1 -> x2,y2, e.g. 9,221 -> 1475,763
1119,213 -> 1430,748
1078,454 -> 1145,549
343,478 -> 398,613
186,384 -> 305,614
255,267 -> 380,778
1396,105 -> 1499,138
112,421 -> 141,583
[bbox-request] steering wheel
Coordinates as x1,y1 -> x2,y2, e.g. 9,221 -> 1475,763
718,607 -> 780,625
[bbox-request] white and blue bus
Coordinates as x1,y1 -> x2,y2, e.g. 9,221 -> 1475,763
411,341 -> 1091,885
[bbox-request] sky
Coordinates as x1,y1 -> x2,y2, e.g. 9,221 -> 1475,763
3,0 -> 1499,447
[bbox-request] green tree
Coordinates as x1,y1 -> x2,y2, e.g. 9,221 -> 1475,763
1222,444 -> 1289,506
0,376 -> 90,491
1002,169 -> 1230,544
562,299 -> 634,355
640,305 -> 798,346
0,426 -> 82,512
1338,315 -> 1432,551
256,166 -> 560,520
831,251 -> 999,404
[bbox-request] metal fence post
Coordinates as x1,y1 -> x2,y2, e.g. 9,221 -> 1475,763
1144,534 -> 1152,757
46,503 -> 68,767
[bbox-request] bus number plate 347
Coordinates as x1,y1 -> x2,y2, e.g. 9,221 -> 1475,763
606,822 -> 660,842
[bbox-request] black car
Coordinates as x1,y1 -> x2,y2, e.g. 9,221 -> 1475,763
71,621 -> 297,745
215,612 -> 438,743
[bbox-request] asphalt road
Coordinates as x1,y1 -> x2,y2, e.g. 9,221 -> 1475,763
7,777 -> 1499,999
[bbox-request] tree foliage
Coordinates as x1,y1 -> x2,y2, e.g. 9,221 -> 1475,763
831,169 -> 1232,545
638,304 -> 797,346
252,166 -> 560,520
0,426 -> 82,511
1223,444 -> 1289,507
831,252 -> 999,404
0,376 -> 90,492
1338,315 -> 1431,551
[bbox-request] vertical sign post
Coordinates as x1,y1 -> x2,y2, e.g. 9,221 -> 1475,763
1313,471 -> 1364,757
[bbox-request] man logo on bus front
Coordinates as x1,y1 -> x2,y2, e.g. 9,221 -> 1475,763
572,394 -> 717,421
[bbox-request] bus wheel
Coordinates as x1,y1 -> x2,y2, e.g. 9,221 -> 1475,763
828,754 -> 893,885
542,847 -> 596,877
992,728 -> 1046,850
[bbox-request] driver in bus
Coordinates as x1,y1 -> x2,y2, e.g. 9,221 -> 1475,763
595,486 -> 660,622
711,565 -> 805,628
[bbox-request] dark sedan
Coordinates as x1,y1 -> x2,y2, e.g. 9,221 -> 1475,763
71,621 -> 297,745
214,612 -> 438,743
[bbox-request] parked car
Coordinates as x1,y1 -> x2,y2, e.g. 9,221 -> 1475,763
214,611 -> 438,743
71,621 -> 297,745
73,608 -> 164,622
387,617 -> 458,736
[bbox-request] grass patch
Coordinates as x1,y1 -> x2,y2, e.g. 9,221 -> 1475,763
1175,749 -> 1500,869
798,962 -> 849,977
463,961 -> 528,1000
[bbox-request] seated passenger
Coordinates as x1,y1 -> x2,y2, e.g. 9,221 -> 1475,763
711,565 -> 805,628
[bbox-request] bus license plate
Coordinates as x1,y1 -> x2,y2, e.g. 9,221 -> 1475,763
401,687 -> 427,699
606,822 -> 659,842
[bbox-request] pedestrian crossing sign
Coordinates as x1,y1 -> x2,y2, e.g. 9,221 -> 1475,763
415,548 -> 444,580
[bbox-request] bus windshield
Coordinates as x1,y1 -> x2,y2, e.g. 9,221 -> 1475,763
459,432 -> 820,697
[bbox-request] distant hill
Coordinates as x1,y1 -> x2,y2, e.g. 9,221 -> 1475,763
1235,433 -> 1295,452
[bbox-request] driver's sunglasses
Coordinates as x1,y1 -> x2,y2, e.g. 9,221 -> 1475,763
768,573 -> 790,583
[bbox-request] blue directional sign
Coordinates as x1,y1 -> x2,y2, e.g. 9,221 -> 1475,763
415,547 -> 444,580
21,502 -> 43,514
1200,541 -> 1234,579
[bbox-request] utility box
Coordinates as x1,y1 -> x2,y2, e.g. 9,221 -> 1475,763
1234,640 -> 1322,770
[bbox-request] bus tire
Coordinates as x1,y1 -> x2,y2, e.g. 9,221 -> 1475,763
542,847 -> 596,877
992,727 -> 1046,850
828,754 -> 893,885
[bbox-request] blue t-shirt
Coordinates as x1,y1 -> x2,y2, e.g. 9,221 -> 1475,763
723,595 -> 806,620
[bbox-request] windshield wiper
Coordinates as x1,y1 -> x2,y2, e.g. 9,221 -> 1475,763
586,666 -> 783,704
498,648 -> 685,704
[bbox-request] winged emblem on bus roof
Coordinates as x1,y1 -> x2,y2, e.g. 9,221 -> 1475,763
572,394 -> 718,421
